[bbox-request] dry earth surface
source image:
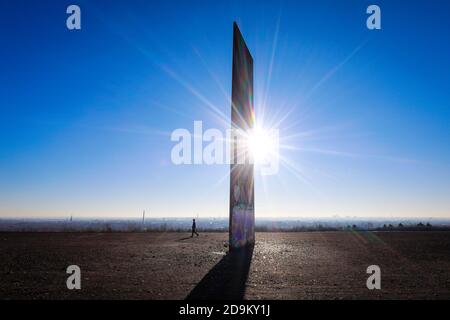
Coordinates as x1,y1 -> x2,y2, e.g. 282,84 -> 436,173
1,231 -> 450,299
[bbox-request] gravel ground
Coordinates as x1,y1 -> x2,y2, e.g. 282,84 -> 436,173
1,231 -> 450,299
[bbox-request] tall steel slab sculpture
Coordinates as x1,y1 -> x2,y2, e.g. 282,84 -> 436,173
229,22 -> 255,250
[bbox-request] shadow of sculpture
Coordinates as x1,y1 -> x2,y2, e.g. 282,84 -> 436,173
186,244 -> 254,300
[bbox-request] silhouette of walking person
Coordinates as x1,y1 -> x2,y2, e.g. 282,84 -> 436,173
191,219 -> 199,237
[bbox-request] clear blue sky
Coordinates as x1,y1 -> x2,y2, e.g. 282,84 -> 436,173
1,0 -> 449,219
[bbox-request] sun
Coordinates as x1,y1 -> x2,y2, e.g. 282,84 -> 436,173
247,125 -> 279,165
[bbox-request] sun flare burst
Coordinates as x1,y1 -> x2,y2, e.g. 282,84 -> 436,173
247,125 -> 279,166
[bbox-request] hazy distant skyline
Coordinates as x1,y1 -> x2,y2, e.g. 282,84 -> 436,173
1,0 -> 450,219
